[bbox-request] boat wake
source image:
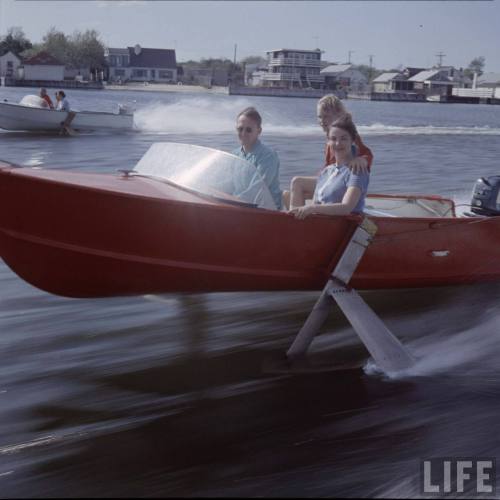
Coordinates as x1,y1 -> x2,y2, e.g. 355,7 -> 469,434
134,97 -> 267,134
134,99 -> 500,137
359,123 -> 500,136
363,283 -> 500,380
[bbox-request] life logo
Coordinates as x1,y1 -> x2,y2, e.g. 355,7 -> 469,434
421,458 -> 496,497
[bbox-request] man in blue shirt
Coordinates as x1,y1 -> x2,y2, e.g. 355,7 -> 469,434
232,107 -> 282,210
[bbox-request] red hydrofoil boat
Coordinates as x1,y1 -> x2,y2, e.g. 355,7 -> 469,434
1,142 -> 499,300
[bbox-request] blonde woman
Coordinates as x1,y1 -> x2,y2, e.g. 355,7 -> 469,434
287,95 -> 373,209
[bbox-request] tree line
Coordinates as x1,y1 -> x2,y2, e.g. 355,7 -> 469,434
0,26 -> 487,79
0,26 -> 106,71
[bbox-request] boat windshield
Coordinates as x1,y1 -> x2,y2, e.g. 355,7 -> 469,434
133,142 -> 277,210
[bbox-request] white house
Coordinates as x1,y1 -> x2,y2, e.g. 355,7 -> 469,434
261,48 -> 324,89
22,51 -> 65,81
476,72 -> 500,88
105,45 -> 177,83
320,64 -> 368,92
0,51 -> 22,78
408,68 -> 455,95
372,72 -> 410,93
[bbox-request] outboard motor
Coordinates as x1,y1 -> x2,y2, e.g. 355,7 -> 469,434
117,102 -> 135,115
471,176 -> 500,216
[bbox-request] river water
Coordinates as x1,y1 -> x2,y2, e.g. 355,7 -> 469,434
1,87 -> 500,497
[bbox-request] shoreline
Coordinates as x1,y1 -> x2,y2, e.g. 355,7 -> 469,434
103,82 -> 229,94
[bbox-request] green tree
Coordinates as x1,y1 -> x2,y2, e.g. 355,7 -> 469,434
34,27 -> 105,70
40,27 -> 71,63
0,27 -> 32,56
466,56 -> 485,77
68,29 -> 106,70
240,55 -> 267,65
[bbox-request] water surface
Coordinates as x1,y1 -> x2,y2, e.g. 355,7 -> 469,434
1,87 -> 500,497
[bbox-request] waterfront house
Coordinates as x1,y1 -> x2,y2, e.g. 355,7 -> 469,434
104,47 -> 129,82
261,48 -> 324,89
372,72 -> 410,93
0,51 -> 22,79
320,64 -> 368,92
408,68 -> 457,96
105,45 -> 177,83
21,51 -> 65,81
451,72 -> 500,101
476,72 -> 500,89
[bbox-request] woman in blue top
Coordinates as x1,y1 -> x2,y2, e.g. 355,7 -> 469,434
232,107 -> 282,209
290,115 -> 369,219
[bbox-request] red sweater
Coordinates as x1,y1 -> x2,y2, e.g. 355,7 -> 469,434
324,135 -> 373,170
42,94 -> 54,109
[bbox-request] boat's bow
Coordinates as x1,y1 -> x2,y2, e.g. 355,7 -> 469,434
0,154 -> 360,297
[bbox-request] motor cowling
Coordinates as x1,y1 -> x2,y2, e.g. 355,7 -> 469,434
471,176 -> 500,216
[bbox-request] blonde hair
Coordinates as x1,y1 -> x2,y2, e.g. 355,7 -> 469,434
317,94 -> 346,114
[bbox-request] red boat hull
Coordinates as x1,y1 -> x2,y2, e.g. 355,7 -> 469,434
1,162 -> 500,298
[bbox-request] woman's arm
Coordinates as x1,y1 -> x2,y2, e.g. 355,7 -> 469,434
292,186 -> 361,219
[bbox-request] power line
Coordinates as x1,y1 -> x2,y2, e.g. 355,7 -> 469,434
435,51 -> 445,67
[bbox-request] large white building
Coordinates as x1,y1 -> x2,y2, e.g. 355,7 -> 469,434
260,48 -> 324,89
21,51 -> 65,81
105,45 -> 177,83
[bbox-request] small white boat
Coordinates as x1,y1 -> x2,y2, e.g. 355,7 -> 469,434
426,94 -> 444,103
0,95 -> 134,132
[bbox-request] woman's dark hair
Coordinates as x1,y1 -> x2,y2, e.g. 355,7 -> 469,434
329,113 -> 358,141
237,107 -> 262,127
58,90 -> 66,98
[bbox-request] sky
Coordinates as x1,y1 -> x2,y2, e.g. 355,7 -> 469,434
0,0 -> 499,72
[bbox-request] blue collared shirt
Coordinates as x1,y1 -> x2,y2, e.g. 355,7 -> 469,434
232,140 -> 282,209
313,164 -> 369,213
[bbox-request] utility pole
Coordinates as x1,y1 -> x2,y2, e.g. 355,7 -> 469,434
368,54 -> 374,82
435,51 -> 445,67
233,43 -> 237,65
348,50 -> 354,64
313,36 -> 319,49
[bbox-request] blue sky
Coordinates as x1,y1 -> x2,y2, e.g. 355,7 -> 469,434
1,0 -> 499,71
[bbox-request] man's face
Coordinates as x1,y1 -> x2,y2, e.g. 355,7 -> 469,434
236,115 -> 261,150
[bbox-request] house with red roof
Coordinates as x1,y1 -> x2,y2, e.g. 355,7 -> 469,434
21,51 -> 65,81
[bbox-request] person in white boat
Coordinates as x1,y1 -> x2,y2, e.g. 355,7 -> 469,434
39,88 -> 54,109
55,90 -> 76,135
289,115 -> 369,219
55,90 -> 70,112
232,107 -> 282,209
